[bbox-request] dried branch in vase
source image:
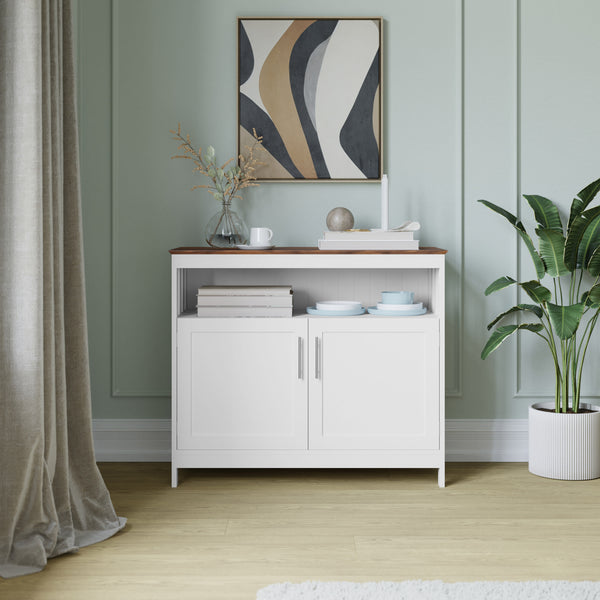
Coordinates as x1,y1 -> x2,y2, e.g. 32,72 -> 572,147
169,123 -> 265,203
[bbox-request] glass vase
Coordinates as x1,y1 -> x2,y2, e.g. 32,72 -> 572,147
204,201 -> 249,248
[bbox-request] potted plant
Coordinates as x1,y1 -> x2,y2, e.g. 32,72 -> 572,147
479,176 -> 600,480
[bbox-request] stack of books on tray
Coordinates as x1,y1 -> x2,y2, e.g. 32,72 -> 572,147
196,285 -> 293,317
317,229 -> 419,250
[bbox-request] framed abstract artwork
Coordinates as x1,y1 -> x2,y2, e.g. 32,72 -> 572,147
238,17 -> 382,181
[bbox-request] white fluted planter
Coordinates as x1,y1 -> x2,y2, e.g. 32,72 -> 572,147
529,402 -> 600,480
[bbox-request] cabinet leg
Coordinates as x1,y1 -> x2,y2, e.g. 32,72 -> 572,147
438,465 -> 445,488
171,464 -> 178,488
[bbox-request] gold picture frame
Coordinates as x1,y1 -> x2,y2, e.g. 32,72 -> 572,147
238,17 -> 383,182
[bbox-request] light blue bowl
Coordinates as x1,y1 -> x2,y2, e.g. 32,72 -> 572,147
381,291 -> 414,305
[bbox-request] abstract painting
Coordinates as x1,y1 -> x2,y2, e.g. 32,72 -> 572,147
238,18 -> 382,181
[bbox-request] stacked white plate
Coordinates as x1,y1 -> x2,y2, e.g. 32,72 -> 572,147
307,300 -> 365,316
376,302 -> 423,312
367,301 -> 427,316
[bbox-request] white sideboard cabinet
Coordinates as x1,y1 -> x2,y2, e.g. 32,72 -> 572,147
170,247 -> 446,487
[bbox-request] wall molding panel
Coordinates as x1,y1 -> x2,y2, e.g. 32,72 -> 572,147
446,0 -> 465,400
462,0 -> 522,417
110,0 -> 171,398
513,0 -> 600,402
105,0 -> 465,402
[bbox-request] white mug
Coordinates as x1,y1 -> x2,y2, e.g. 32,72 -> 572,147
250,227 -> 273,246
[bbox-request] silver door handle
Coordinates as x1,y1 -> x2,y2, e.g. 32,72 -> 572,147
314,337 -> 320,379
297,337 -> 303,379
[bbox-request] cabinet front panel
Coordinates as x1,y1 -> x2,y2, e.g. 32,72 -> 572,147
309,318 -> 439,450
177,319 -> 307,450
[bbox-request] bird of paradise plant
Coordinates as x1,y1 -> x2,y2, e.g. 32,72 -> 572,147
479,177 -> 600,413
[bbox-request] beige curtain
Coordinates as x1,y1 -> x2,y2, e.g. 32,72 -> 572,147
0,0 -> 125,578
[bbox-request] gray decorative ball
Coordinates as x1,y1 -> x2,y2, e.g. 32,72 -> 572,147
326,207 -> 355,231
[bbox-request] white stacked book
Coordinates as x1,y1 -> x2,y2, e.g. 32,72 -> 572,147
196,285 -> 293,317
317,227 -> 419,250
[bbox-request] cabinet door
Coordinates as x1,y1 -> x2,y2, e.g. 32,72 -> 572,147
177,318 -> 307,450
309,317 -> 440,450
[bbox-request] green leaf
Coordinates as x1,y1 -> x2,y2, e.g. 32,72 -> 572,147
487,304 -> 543,330
587,246 -> 600,277
564,206 -> 600,271
478,199 -> 545,278
520,280 -> 552,303
484,276 -> 517,296
481,323 -> 544,360
547,302 -> 585,339
536,227 -> 570,276
525,195 -> 563,232
517,229 -> 546,279
581,291 -> 598,308
578,177 -> 600,205
478,199 -> 518,226
588,284 -> 600,304
577,214 -> 600,269
569,198 -> 585,229
569,177 -> 600,226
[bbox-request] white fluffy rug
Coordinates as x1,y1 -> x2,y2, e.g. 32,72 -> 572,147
256,580 -> 600,599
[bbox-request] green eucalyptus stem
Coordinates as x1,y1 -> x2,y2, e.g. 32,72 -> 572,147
207,207 -> 227,243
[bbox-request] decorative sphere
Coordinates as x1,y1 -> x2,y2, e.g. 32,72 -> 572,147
326,207 -> 354,231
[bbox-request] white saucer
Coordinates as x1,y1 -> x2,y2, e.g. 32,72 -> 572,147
236,244 -> 275,250
367,306 -> 427,316
307,306 -> 366,316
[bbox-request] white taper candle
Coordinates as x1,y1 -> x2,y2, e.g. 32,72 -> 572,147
381,174 -> 389,231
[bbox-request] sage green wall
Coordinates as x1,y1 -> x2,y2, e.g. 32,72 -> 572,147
77,0 -> 600,421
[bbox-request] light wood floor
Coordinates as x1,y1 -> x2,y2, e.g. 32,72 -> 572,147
2,463 -> 600,599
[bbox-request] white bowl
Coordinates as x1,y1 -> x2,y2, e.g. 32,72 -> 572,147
376,302 -> 423,311
316,300 -> 362,312
381,291 -> 414,304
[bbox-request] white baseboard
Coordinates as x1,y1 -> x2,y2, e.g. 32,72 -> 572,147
445,419 -> 528,462
93,419 -> 171,461
93,419 -> 529,463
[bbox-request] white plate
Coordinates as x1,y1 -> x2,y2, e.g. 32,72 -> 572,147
307,306 -> 365,316
236,244 -> 275,250
367,306 -> 427,316
316,300 -> 362,311
376,302 -> 423,311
